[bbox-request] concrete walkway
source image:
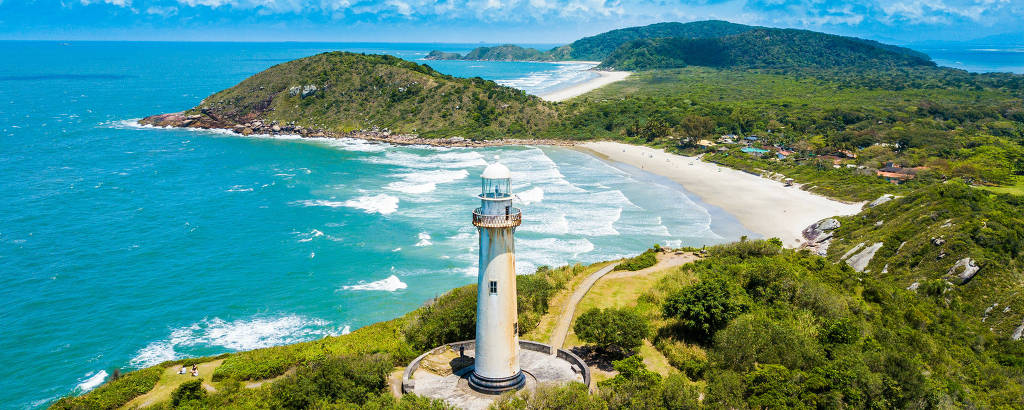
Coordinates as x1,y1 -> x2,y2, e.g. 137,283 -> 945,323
548,263 -> 618,349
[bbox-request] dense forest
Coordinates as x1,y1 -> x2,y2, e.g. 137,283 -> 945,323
425,45 -> 555,61
597,28 -> 934,70
425,20 -> 757,62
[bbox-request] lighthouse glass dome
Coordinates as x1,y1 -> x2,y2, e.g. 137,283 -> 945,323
481,177 -> 511,200
480,163 -> 511,200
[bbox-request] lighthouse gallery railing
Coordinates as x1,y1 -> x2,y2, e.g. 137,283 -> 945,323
472,207 -> 522,228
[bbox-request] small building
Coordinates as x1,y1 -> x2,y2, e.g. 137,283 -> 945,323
718,134 -> 737,144
876,163 -> 924,184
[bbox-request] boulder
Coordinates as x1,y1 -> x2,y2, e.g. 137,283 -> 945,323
931,237 -> 945,246
1013,320 -> 1024,341
845,242 -> 883,273
868,194 -> 895,208
946,258 -> 980,284
803,218 -> 840,242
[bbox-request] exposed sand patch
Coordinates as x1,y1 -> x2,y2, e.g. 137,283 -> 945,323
539,70 -> 631,102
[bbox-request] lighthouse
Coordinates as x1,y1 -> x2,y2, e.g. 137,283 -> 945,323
468,162 -> 526,394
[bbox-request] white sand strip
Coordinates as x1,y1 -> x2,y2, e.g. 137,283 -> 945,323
579,141 -> 865,248
539,71 -> 631,102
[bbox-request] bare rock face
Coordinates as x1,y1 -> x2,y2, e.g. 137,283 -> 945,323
1013,320 -> 1024,341
868,194 -> 896,208
803,218 -> 840,242
946,258 -> 980,284
845,242 -> 884,272
288,85 -> 319,98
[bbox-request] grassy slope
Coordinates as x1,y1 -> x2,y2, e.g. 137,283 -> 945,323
827,182 -> 1024,336
189,52 -> 558,138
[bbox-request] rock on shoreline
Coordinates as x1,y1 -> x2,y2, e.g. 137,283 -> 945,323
137,112 -> 578,148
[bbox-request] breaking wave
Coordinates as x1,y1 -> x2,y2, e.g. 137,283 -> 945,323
342,274 -> 408,292
130,315 -> 336,368
75,370 -> 108,393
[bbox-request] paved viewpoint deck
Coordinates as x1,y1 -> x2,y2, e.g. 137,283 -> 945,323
412,348 -> 583,410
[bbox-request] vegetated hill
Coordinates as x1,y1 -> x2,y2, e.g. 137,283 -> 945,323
549,20 -> 757,61
425,20 -> 757,62
424,45 -> 554,61
140,52 -> 558,139
826,183 -> 1024,337
599,28 -> 935,70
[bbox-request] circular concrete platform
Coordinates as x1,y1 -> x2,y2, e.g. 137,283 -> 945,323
402,340 -> 589,410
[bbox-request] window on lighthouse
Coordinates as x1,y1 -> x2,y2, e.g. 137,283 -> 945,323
489,281 -> 497,295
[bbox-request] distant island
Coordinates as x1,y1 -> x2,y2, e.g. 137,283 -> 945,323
103,20 -> 1024,408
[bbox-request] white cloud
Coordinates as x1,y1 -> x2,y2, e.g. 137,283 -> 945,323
386,0 -> 412,15
80,0 -> 131,6
146,4 -> 179,14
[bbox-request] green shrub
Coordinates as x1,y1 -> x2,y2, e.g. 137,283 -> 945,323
662,274 -> 747,341
50,367 -> 162,410
171,379 -> 206,407
654,339 -> 707,380
615,248 -> 658,271
573,307 -> 649,353
404,286 -> 478,351
270,354 -> 391,408
712,312 -> 824,372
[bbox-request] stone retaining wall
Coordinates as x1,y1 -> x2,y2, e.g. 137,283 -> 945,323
402,339 -> 591,394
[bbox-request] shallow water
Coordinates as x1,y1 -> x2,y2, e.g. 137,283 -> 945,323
0,41 -> 740,408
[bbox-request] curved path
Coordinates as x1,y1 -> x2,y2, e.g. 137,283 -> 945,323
547,252 -> 698,350
548,263 -> 618,349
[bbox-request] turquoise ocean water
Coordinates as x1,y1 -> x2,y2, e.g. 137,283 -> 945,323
0,42 -> 745,408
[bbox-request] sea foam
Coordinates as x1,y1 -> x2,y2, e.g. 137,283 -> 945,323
130,315 -> 336,368
385,169 -> 469,194
415,232 -> 432,246
342,274 -> 408,292
75,370 -> 108,393
344,194 -> 399,214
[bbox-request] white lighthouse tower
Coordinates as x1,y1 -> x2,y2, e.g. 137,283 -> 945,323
468,162 -> 526,394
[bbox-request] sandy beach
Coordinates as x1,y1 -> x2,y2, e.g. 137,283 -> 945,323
539,70 -> 631,102
580,141 -> 865,247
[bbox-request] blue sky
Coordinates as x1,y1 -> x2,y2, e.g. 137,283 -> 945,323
1,0 -> 1022,44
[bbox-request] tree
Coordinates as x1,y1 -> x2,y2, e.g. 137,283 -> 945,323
662,275 -> 746,341
171,379 -> 206,407
573,307 -> 649,353
680,115 -> 715,140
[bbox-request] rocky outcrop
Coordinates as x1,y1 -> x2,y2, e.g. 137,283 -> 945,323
844,242 -> 883,272
868,194 -> 896,207
288,85 -> 319,98
803,218 -> 839,242
136,112 -> 577,148
1013,320 -> 1024,341
802,218 -> 840,256
946,257 -> 980,284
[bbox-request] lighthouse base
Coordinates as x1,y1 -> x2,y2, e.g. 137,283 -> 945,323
467,370 -> 526,394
